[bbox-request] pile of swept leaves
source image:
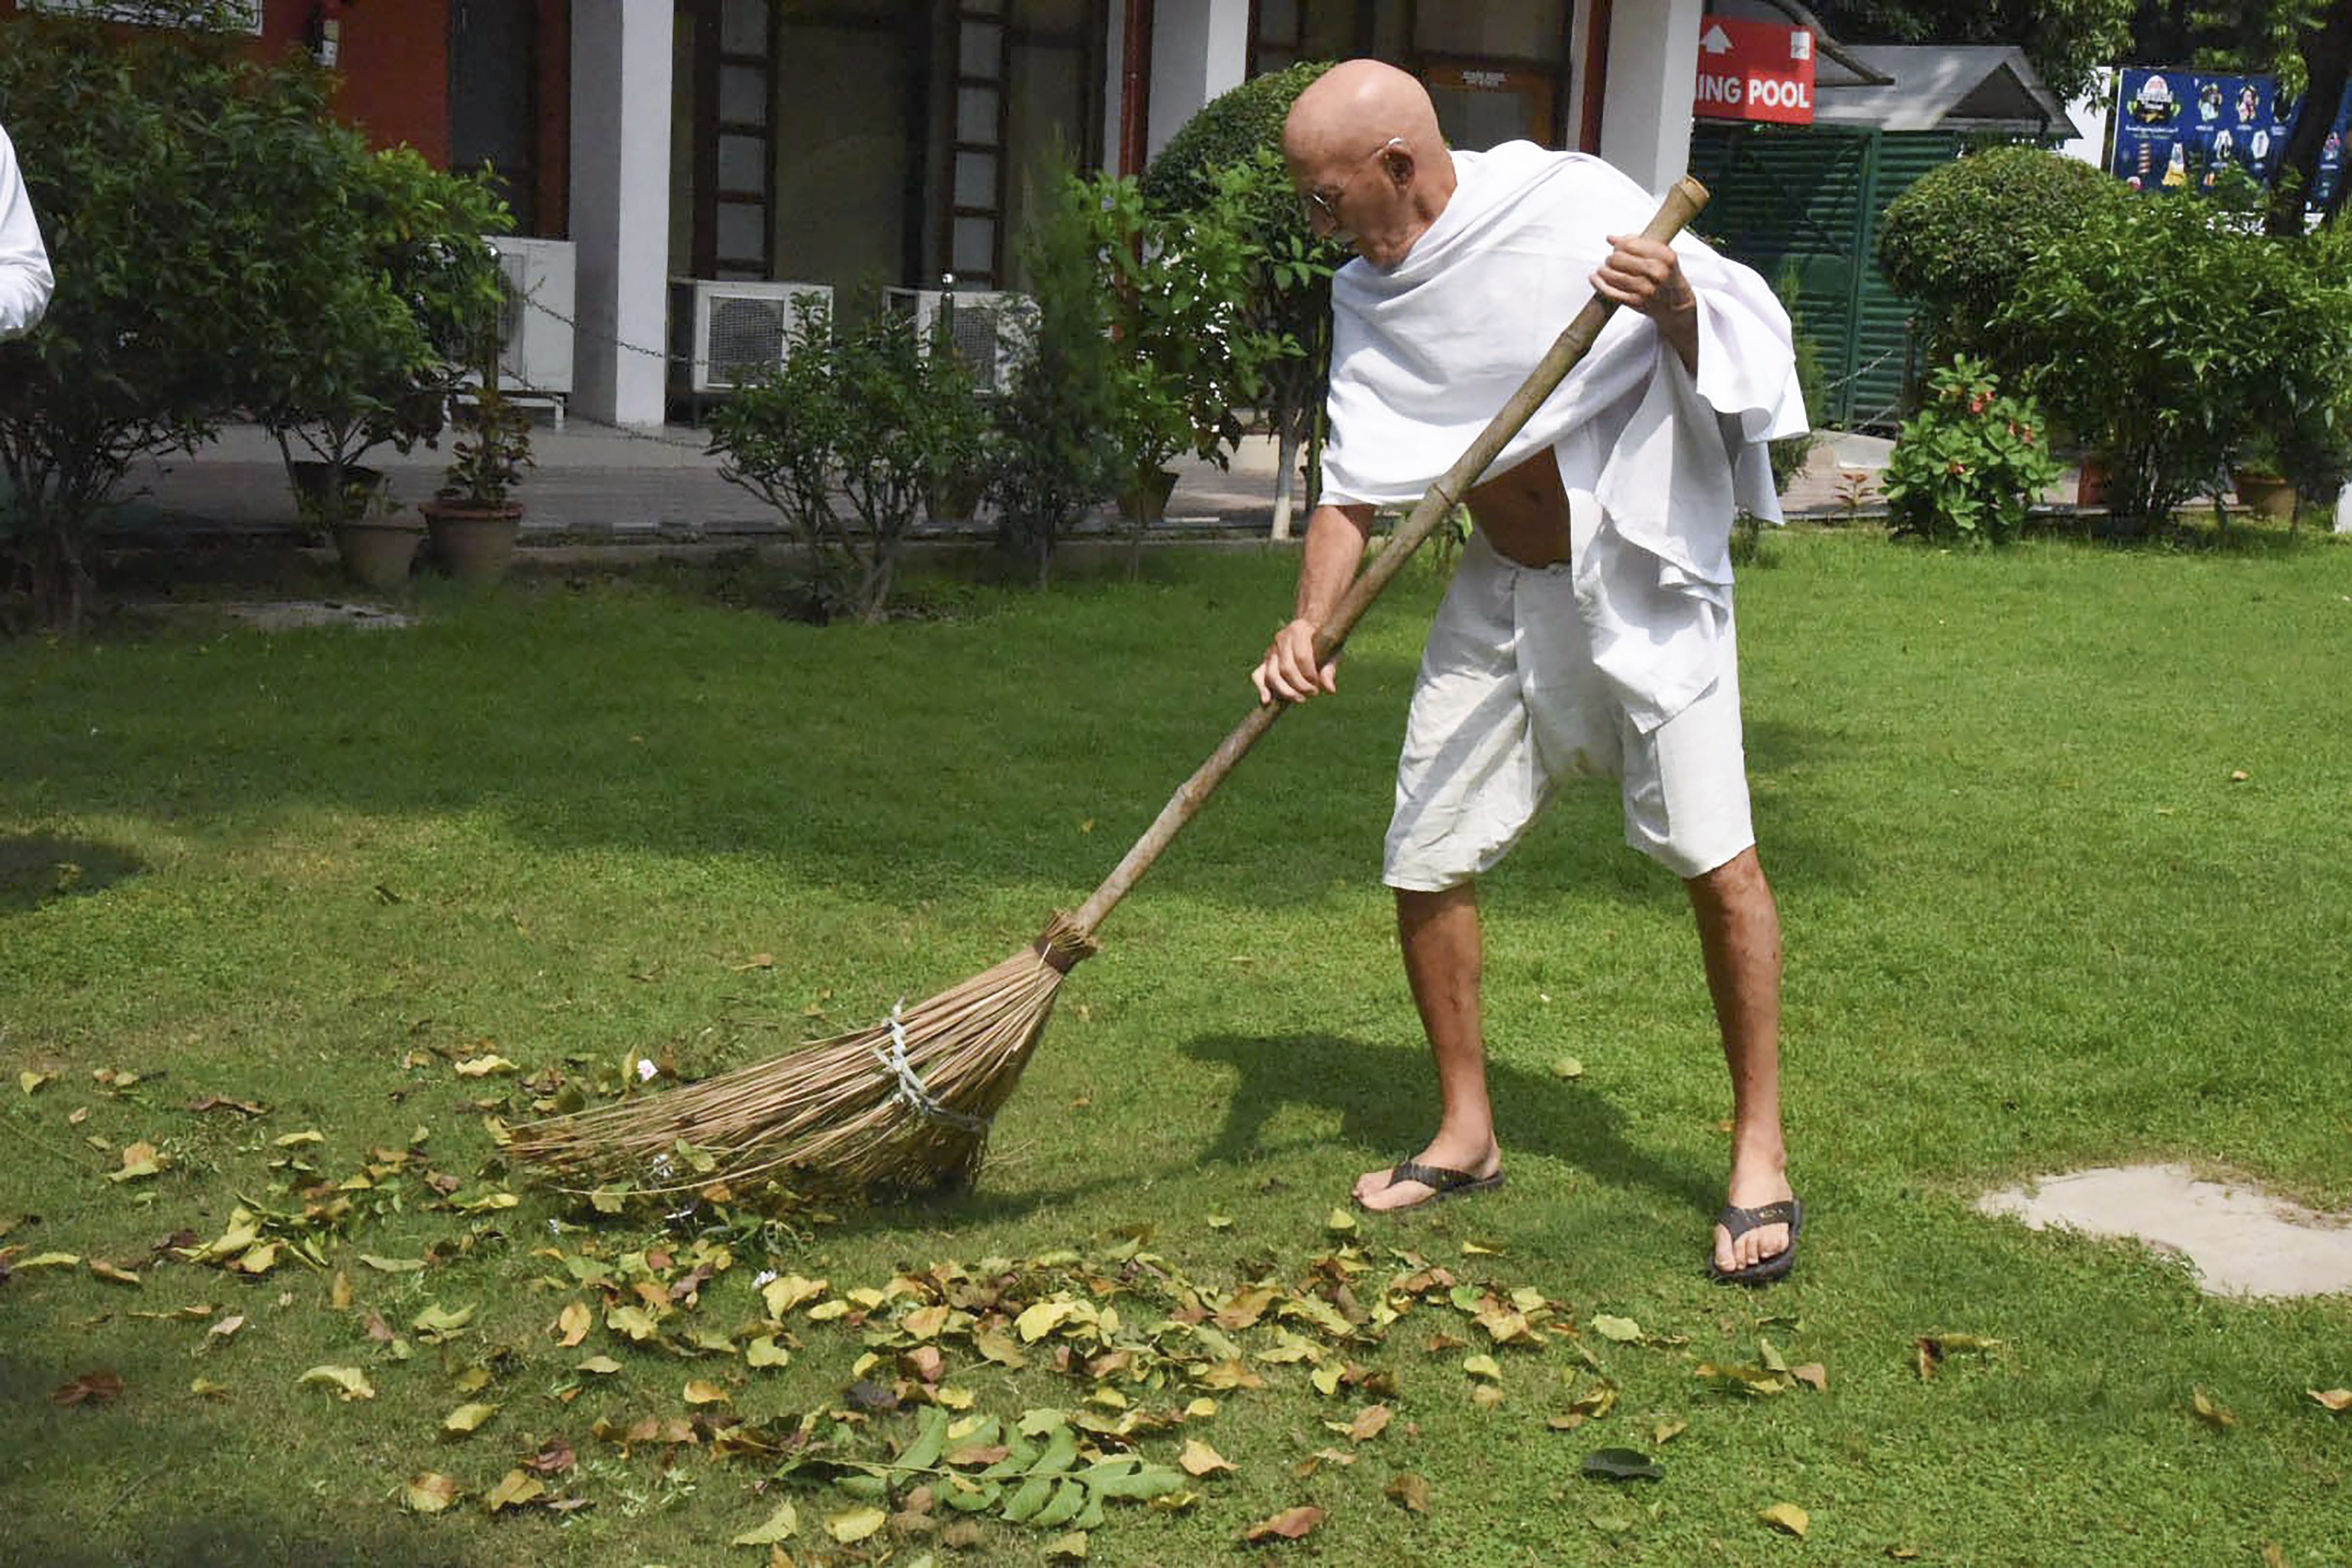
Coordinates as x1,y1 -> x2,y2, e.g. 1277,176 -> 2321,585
5,1051 -> 1986,1560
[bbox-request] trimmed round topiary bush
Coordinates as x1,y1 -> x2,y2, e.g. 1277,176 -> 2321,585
1877,146 -> 2128,365
1139,60 -> 1334,212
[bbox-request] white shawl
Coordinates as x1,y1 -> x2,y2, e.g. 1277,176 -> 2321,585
1321,144 -> 1808,730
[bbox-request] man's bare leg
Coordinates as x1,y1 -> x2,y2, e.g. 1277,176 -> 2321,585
1685,845 -> 1794,1272
1353,882 -> 1505,1210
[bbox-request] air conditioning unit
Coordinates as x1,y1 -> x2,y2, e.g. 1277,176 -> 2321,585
485,236 -> 575,398
670,279 -> 832,394
887,288 -> 1037,394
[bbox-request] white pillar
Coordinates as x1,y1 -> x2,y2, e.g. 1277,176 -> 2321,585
570,0 -> 673,429
1598,0 -> 1702,191
1147,0 -> 1252,163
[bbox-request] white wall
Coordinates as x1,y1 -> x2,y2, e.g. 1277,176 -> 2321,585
1147,0 -> 1252,162
570,0 -> 674,428
1598,0 -> 1702,191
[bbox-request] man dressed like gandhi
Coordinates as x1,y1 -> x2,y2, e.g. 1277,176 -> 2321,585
1252,61 -> 1808,1282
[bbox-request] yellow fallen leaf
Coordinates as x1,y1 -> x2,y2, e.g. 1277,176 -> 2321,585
19,1070 -> 48,1095
17,1251 -> 81,1271
106,1142 -> 164,1183
731,1499 -> 798,1545
188,1377 -> 229,1399
1179,1438 -> 1234,1477
1550,1057 -> 1585,1079
827,1505 -> 887,1544
403,1473 -> 461,1514
88,1260 -> 143,1288
2193,1389 -> 2237,1431
1760,1502 -> 1810,1537
760,1274 -> 829,1317
745,1335 -> 790,1369
272,1129 -> 325,1148
328,1271 -> 352,1310
484,1469 -> 544,1512
577,1355 -> 623,1375
1463,1354 -> 1503,1382
556,1301 -> 590,1348
231,1243 -> 281,1276
684,1379 -> 731,1405
442,1401 -> 498,1435
297,1365 -> 375,1401
453,1055 -> 520,1078
1326,1208 -> 1358,1234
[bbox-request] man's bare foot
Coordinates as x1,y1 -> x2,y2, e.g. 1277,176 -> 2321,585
1353,1142 -> 1504,1213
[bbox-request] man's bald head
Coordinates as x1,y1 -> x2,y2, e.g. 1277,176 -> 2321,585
1283,59 -> 1443,169
1282,60 -> 1454,269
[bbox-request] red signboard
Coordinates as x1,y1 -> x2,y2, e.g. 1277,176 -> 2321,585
1692,17 -> 1816,125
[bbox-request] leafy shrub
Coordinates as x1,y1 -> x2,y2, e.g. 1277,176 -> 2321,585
1767,264 -> 1823,496
1882,356 -> 2063,546
250,145 -> 509,530
708,294 -> 988,621
1142,66 -> 1346,537
987,171 -> 1124,587
0,0 -> 387,631
1877,146 -> 2128,367
1997,191 -> 2352,537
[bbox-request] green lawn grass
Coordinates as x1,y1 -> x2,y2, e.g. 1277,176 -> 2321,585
2,530 -> 2348,1567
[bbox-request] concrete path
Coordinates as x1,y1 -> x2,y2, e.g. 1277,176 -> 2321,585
112,418 -> 1925,544
1981,1165 -> 2352,1299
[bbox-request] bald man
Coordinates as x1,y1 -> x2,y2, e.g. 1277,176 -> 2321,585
1252,61 -> 1808,1283
0,123 -> 52,341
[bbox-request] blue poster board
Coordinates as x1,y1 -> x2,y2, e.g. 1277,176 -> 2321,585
2111,65 -> 2345,204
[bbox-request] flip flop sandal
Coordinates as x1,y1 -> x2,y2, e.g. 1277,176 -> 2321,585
1709,1197 -> 1804,1285
1354,1159 -> 1507,1214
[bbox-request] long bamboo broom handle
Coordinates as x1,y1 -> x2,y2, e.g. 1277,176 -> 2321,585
1066,175 -> 1711,943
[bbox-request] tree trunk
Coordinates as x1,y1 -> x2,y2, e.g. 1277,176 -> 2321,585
1270,426 -> 1299,541
2267,1 -> 2352,235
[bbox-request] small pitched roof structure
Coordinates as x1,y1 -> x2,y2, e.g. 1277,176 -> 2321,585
1813,45 -> 2078,136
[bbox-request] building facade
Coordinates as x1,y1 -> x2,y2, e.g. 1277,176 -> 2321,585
3,0 -> 1711,426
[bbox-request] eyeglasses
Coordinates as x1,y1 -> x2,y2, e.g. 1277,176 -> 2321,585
1298,136 -> 1406,231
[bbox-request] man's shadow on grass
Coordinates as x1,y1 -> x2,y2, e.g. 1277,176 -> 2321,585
1179,1029 -> 1715,1219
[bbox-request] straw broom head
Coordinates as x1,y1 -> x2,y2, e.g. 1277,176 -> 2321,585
508,913 -> 1098,1195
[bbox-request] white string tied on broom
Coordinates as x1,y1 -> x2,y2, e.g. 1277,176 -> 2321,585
874,1001 -> 990,1136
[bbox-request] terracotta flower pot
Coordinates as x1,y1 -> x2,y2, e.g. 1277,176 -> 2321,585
331,516 -> 425,592
1118,467 -> 1180,529
2230,468 -> 2298,521
421,499 -> 523,584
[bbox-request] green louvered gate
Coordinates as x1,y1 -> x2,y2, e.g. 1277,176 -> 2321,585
1688,123 -> 1964,429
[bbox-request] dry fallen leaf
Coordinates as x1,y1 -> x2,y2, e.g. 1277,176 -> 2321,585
1760,1501 -> 1810,1537
1241,1505 -> 1325,1544
1791,1362 -> 1829,1392
402,1473 -> 461,1514
484,1470 -> 545,1513
1347,1403 -> 1393,1443
731,1499 -> 798,1545
1386,1472 -> 1433,1513
2306,1388 -> 2351,1413
827,1505 -> 887,1544
50,1371 -> 124,1407
297,1365 -> 375,1401
556,1300 -> 590,1348
1178,1438 -> 1234,1477
2193,1388 -> 2237,1431
442,1402 -> 499,1435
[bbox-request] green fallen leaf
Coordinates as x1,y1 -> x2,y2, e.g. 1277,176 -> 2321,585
1590,1314 -> 1642,1343
412,1302 -> 475,1341
1550,1057 -> 1585,1079
358,1254 -> 426,1274
1581,1447 -> 1664,1482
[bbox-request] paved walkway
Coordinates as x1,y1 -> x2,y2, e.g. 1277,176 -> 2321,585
114,416 -> 1915,545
